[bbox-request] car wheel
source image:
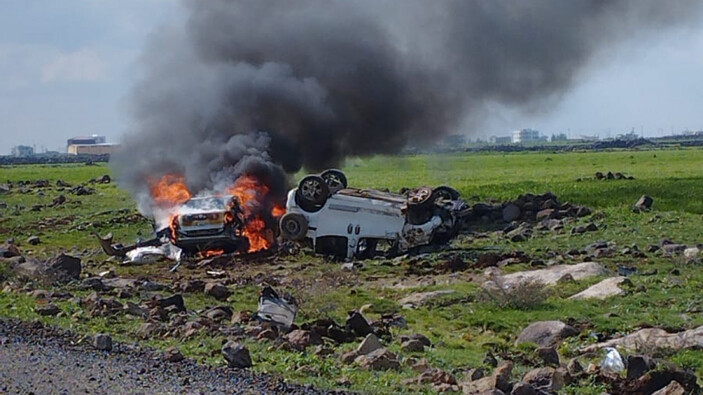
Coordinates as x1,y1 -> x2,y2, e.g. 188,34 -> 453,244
297,175 -> 330,207
407,187 -> 433,207
432,186 -> 460,201
320,169 -> 347,194
280,213 -> 308,241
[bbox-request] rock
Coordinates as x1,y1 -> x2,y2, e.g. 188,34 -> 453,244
346,311 -> 372,337
155,294 -> 186,313
178,279 -> 205,293
356,333 -> 383,356
204,282 -> 231,301
412,358 -> 430,373
163,347 -> 184,363
576,206 -> 592,217
536,347 -> 559,366
635,195 -> 654,210
35,303 -> 60,316
462,361 -> 513,394
286,329 -> 322,351
355,348 -> 400,370
522,367 -> 564,391
651,380 -> 685,395
583,326 -> 703,353
341,350 -> 358,364
222,341 -> 253,369
684,247 -> 701,263
93,333 -> 113,352
488,262 -> 605,290
13,259 -> 44,278
662,244 -> 687,255
510,382 -> 536,395
536,209 -> 555,221
136,323 -> 161,339
569,276 -> 628,300
123,302 -> 149,319
502,204 -> 522,222
567,358 -> 583,376
626,368 -> 699,395
398,289 -> 455,308
401,339 -> 426,353
406,333 -> 432,347
627,355 -> 656,380
48,254 -> 82,282
81,277 -> 107,291
517,321 -> 579,348
27,236 -> 40,245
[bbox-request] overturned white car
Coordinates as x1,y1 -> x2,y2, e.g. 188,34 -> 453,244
279,169 -> 469,259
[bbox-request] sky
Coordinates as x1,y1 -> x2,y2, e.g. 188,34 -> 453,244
0,1 -> 702,155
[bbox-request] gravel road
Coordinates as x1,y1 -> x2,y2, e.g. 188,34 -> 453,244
0,319 -> 339,394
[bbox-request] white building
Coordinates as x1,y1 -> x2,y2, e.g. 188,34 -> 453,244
511,128 -> 545,143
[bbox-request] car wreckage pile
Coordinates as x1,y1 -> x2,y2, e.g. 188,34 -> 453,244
96,169 -> 473,264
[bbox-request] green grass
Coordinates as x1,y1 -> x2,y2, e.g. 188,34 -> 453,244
2,148 -> 703,394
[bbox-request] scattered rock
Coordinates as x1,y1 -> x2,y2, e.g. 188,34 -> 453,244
536,347 -> 559,366
569,276 -> 629,300
662,244 -> 687,255
510,382 -> 536,395
567,358 -> 583,376
204,282 -> 231,301
222,341 -> 252,369
356,333 -> 383,356
48,254 -> 82,282
355,348 -> 400,370
93,333 -> 113,352
401,339 -> 426,353
488,262 -> 605,289
286,329 -> 322,351
683,247 -> 701,263
517,321 -> 579,348
346,311 -> 372,337
462,361 -> 513,394
27,236 -> 41,245
398,289 -> 455,308
35,303 -> 60,316
522,367 -> 564,392
651,380 -> 685,395
635,195 -> 654,211
583,326 -> 703,353
627,354 -> 656,380
502,204 -> 522,222
162,347 -> 184,363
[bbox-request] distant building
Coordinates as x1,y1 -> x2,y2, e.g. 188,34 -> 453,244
441,134 -> 467,147
11,145 -> 34,157
66,134 -> 106,148
67,144 -> 120,155
511,128 -> 545,144
550,133 -> 568,142
489,135 -> 512,144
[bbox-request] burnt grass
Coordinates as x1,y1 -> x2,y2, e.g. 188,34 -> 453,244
3,150 -> 703,394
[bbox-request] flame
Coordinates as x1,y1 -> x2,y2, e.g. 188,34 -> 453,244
201,249 -> 224,258
150,174 -> 191,206
272,204 -> 286,217
227,175 -> 275,253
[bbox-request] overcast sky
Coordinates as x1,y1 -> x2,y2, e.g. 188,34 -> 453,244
1,1 -> 702,154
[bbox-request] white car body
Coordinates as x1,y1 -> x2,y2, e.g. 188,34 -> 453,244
284,187 -> 444,259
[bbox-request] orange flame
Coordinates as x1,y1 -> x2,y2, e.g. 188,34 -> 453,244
272,204 -> 286,217
201,249 -> 224,258
150,174 -> 191,206
227,175 -> 275,253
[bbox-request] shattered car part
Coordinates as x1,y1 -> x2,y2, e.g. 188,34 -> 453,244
93,232 -> 163,258
123,244 -> 182,265
256,286 -> 297,329
280,169 -> 470,259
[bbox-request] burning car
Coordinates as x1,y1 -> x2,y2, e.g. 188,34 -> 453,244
168,195 -> 250,254
279,169 -> 469,259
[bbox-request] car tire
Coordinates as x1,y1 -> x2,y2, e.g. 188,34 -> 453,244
407,187 -> 434,208
320,169 -> 347,194
432,186 -> 460,201
296,175 -> 330,211
280,213 -> 308,241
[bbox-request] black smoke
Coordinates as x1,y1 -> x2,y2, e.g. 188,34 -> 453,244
112,0 -> 702,216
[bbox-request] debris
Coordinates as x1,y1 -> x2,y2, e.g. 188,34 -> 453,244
600,347 -> 625,373
569,277 -> 629,300
222,341 -> 252,369
124,245 -> 181,265
256,286 -> 297,329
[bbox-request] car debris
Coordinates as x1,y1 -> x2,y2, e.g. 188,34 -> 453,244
123,244 -> 182,265
279,169 -> 470,259
256,286 -> 297,329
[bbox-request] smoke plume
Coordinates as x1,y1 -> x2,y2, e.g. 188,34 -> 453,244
111,0 -> 702,216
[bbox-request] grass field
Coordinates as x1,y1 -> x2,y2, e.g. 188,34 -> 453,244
2,148 -> 703,394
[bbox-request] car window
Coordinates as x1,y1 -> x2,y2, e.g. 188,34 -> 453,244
183,197 -> 225,211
